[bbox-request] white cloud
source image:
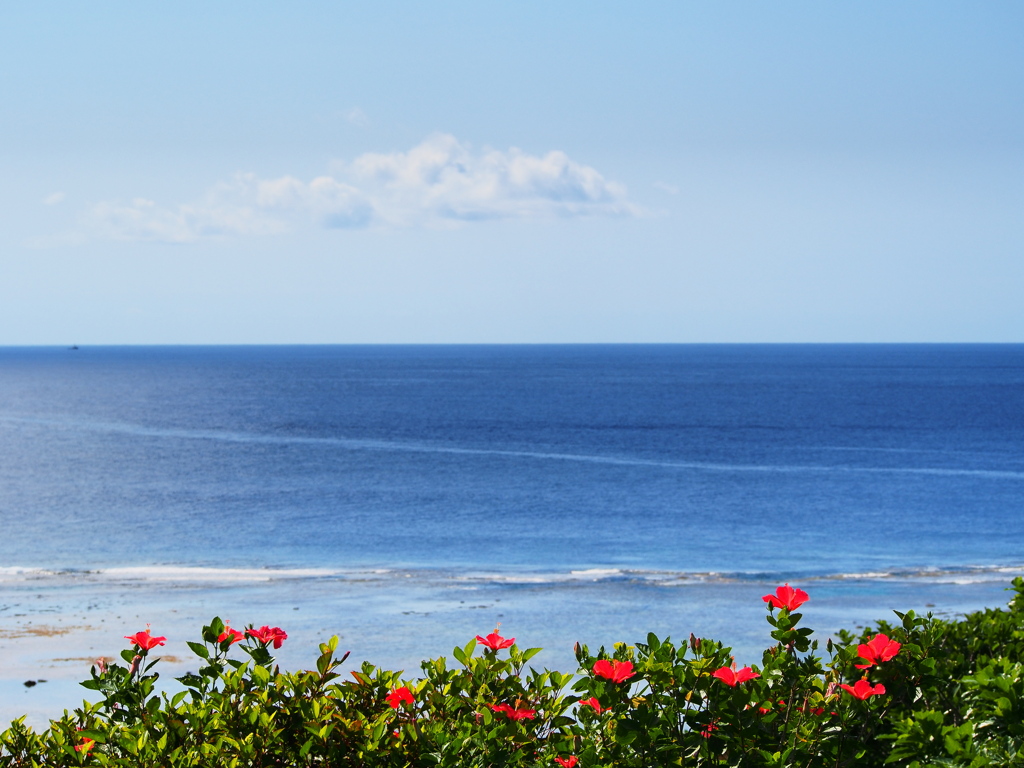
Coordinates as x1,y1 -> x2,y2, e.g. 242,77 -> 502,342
87,134 -> 639,242
240,173 -> 373,229
88,175 -> 372,243
43,191 -> 66,205
344,107 -> 370,127
89,195 -> 286,244
348,133 -> 638,225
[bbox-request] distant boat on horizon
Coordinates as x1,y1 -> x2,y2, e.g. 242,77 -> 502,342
68,345 -> 79,350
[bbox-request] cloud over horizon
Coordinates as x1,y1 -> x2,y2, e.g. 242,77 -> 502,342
85,135 -> 640,243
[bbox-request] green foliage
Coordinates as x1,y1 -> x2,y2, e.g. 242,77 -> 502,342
2,579 -> 1024,766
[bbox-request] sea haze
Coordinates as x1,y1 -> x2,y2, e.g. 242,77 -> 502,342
0,344 -> 1022,721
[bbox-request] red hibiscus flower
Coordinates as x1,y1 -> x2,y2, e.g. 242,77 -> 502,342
75,738 -> 95,753
124,629 -> 166,651
555,757 -> 578,767
762,584 -> 809,611
385,686 -> 414,709
476,632 -> 515,650
701,721 -> 720,738
491,703 -> 536,720
855,633 -> 902,669
579,696 -> 604,714
246,626 -> 288,649
592,659 -> 634,684
218,627 -> 244,645
712,665 -> 760,686
840,679 -> 886,700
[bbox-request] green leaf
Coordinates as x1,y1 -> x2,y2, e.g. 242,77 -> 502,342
202,617 -> 225,643
177,672 -> 205,689
251,665 -> 271,686
521,647 -> 542,663
187,641 -> 210,659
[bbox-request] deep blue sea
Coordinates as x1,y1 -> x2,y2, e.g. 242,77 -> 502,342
1,344 -> 1023,719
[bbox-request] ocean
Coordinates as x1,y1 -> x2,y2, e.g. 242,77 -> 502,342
1,344 -> 1022,723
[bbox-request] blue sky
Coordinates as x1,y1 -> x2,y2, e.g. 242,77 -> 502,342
1,2 -> 1021,343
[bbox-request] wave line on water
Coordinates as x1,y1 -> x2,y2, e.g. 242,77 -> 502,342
2,415 -> 1023,481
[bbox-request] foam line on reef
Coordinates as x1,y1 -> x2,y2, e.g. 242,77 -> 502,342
3,415 -> 1023,481
456,564 -> 1024,587
0,565 -> 347,583
0,563 -> 1020,588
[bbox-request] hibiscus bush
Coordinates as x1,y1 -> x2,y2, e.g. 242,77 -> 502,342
2,579 -> 1024,767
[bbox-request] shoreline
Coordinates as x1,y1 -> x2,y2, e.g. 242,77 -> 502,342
3,570 -> 1021,728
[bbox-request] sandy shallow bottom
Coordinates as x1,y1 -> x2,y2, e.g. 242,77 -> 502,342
2,570 -> 1020,729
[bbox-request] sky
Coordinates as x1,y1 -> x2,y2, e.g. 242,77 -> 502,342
1,2 -> 1022,344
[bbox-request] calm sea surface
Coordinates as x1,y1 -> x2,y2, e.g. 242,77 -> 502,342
1,344 -> 1023,717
